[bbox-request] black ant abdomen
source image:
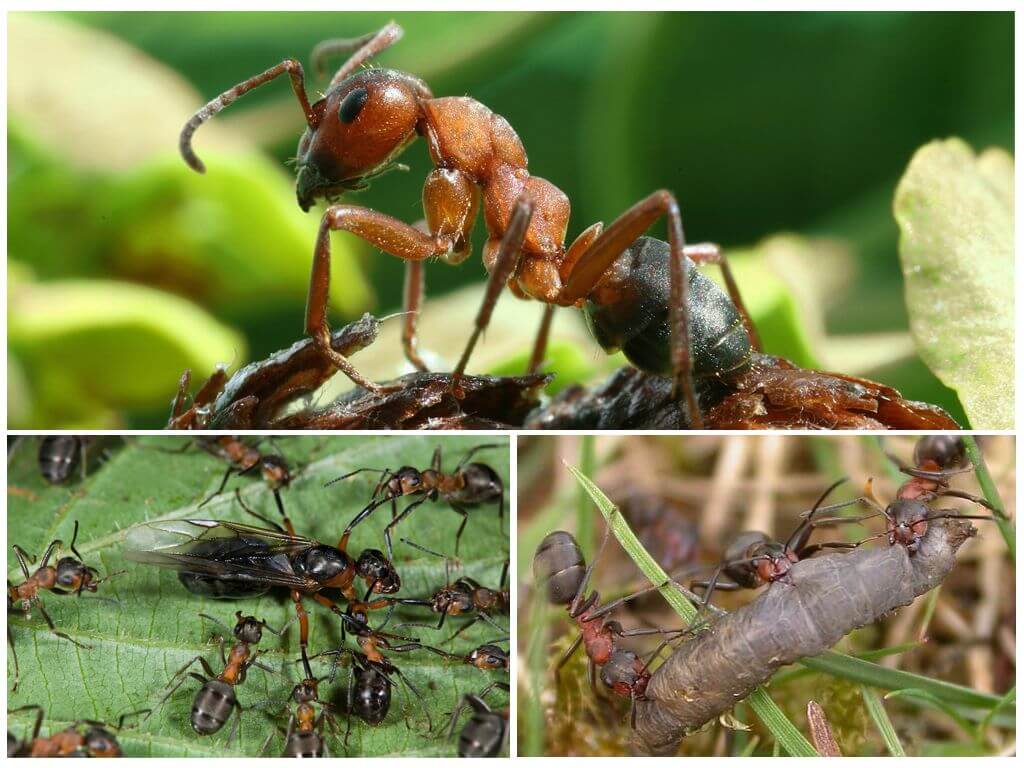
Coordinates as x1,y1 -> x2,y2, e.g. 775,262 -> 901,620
533,530 -> 586,605
191,680 -> 237,735
913,436 -> 967,471
582,237 -> 752,382
350,665 -> 391,726
38,436 -> 89,485
176,537 -> 278,599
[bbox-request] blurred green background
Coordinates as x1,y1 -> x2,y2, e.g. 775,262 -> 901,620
7,11 -> 1013,427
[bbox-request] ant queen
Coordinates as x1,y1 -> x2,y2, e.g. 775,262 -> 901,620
180,22 -> 761,427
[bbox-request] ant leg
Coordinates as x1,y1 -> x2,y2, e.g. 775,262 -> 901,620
527,304 -> 556,374
400,259 -> 430,372
313,22 -> 404,89
453,443 -> 503,472
67,520 -> 86,563
308,207 -> 455,394
926,488 -> 996,511
684,242 -> 761,351
12,545 -> 34,580
339,496 -> 392,552
232,488 -> 284,532
37,601 -> 92,651
448,503 -> 470,557
561,190 -> 701,426
553,633 -> 584,686
450,195 -> 534,388
199,466 -> 236,508
569,521 -> 613,617
8,626 -> 20,692
787,477 -> 849,552
389,663 -> 433,733
432,445 -> 443,473
381,498 -> 430,561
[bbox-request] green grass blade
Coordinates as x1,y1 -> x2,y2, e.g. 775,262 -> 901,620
576,435 -> 597,560
861,685 -> 906,756
962,436 -> 1015,559
567,464 -> 817,757
886,688 -> 978,743
977,685 -> 1016,737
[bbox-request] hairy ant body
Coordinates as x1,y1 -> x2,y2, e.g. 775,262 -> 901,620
533,528 -> 693,726
389,540 -> 508,640
180,22 -> 760,427
331,443 -> 503,558
7,521 -> 121,692
150,612 -> 280,740
37,436 -> 91,485
445,682 -> 510,757
196,436 -> 292,508
7,706 -> 148,757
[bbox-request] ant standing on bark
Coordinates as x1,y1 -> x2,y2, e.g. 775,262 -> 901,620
179,21 -> 761,427
7,520 -> 123,692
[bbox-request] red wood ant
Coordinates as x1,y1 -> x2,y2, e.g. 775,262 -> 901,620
889,435 -> 972,502
691,478 -> 864,606
533,528 -> 695,726
261,675 -> 340,757
445,681 -> 510,757
195,436 -> 292,508
147,612 -> 281,741
179,21 -> 759,427
389,539 -> 509,641
7,706 -> 149,757
329,443 -> 504,559
7,520 -> 122,692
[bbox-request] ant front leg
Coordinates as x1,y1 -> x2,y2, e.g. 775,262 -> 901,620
309,165 -> 476,391
401,260 -> 429,372
561,190 -> 703,427
450,195 -> 534,390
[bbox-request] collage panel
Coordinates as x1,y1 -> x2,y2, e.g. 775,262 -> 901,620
6,11 -> 1013,431
518,435 -> 1015,756
7,435 -> 509,757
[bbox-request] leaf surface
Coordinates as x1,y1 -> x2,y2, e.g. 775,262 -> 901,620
7,435 -> 509,756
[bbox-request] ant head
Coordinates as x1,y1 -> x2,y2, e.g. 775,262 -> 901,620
55,557 -> 96,592
233,613 -> 265,644
387,466 -> 424,497
83,727 -> 121,758
259,456 -> 292,489
356,549 -> 401,594
600,649 -> 646,697
533,531 -> 586,606
913,436 -> 967,472
293,678 -> 319,704
887,499 -> 930,552
295,69 -> 429,212
754,548 -> 794,584
470,645 -> 508,670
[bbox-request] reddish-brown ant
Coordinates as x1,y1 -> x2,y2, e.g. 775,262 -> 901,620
7,706 -> 149,757
533,528 -> 696,726
196,436 -> 292,508
179,21 -> 760,427
388,539 -> 509,641
260,676 -> 340,757
889,435 -> 972,502
7,520 -> 122,692
147,612 -> 281,741
329,443 -> 504,558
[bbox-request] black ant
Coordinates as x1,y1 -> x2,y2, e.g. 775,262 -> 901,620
37,436 -> 91,485
7,520 -> 122,692
444,682 -> 510,757
195,436 -> 292,508
329,443 -> 504,559
179,21 -> 760,427
7,705 -> 149,757
533,527 -> 696,726
388,539 -> 508,641
148,612 -> 281,741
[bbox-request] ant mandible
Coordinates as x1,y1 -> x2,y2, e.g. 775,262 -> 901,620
179,21 -> 760,427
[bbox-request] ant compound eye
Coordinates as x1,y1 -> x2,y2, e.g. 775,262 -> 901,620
339,87 -> 369,124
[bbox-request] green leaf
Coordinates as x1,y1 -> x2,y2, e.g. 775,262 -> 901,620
861,685 -> 906,756
7,436 -> 509,756
8,278 -> 244,428
894,138 -> 1014,429
566,464 -> 818,757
